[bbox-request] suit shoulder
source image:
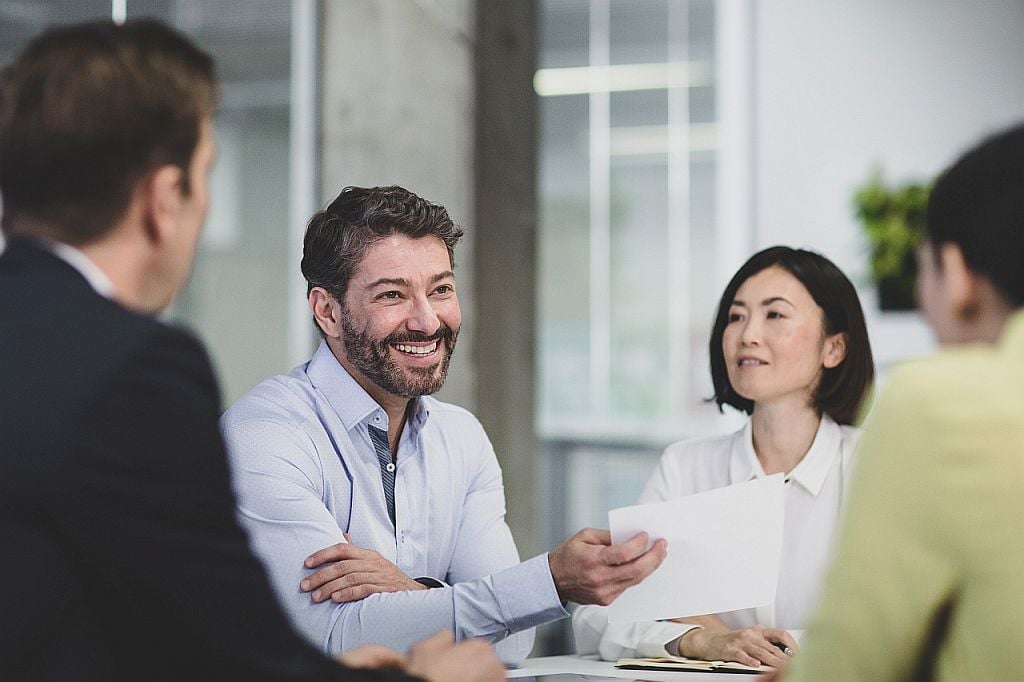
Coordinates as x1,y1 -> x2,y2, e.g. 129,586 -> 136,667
62,286 -> 210,381
102,318 -> 218,399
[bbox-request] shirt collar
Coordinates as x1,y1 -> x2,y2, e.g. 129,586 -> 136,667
45,240 -> 115,298
729,421 -> 762,485
729,414 -> 842,497
304,340 -> 430,433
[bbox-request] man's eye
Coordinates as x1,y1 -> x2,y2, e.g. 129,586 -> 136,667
435,285 -> 453,295
381,291 -> 400,300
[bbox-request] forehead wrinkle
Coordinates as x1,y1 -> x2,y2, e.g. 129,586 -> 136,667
349,235 -> 456,297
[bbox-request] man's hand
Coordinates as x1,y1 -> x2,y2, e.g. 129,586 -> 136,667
405,631 -> 505,682
301,538 -> 427,603
677,625 -> 797,669
547,528 -> 667,606
335,644 -> 406,670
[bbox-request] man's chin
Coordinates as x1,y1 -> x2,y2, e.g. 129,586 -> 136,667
398,366 -> 448,397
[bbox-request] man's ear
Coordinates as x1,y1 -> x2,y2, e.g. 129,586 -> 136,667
822,331 -> 848,369
309,287 -> 342,338
938,242 -> 980,320
141,164 -> 185,246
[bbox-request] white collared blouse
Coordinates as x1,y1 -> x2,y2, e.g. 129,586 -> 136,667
573,414 -> 860,660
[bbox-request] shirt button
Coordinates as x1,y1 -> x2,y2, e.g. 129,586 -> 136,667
386,462 -> 396,472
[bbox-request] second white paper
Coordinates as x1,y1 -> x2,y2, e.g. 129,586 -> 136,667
607,473 -> 785,623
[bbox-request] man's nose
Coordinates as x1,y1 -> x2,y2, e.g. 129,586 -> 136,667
406,295 -> 441,335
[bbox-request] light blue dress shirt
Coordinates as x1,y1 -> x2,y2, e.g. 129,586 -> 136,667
221,342 -> 566,665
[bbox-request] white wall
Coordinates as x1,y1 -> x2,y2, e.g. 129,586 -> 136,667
753,0 -> 1024,369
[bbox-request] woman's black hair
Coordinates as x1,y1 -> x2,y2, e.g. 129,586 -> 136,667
709,246 -> 874,425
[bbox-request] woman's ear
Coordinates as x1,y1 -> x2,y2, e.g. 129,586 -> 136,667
822,331 -> 848,369
937,242 -> 980,321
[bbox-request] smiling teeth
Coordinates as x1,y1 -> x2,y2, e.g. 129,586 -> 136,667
394,342 -> 438,355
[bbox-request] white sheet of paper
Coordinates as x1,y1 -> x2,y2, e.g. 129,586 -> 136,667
607,473 -> 785,623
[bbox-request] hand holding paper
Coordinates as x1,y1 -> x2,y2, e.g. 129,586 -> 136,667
607,474 -> 785,623
549,528 -> 667,605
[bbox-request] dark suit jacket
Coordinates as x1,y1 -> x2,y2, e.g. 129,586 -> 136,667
0,238 -> 413,681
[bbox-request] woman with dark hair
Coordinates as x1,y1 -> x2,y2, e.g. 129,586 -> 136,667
573,246 -> 874,669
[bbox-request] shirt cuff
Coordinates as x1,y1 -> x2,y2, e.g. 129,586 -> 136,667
635,622 -> 703,658
490,553 -> 569,632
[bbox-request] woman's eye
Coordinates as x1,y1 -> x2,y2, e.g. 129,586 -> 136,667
728,313 -> 743,323
767,311 -> 783,319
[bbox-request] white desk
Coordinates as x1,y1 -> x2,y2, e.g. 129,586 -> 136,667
508,655 -> 765,680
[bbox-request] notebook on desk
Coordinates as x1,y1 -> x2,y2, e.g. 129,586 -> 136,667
616,657 -> 774,675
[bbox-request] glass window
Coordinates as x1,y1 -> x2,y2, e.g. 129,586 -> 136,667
535,0 -> 747,654
538,0 -> 735,444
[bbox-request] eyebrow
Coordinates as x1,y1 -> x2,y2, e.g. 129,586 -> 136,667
367,277 -> 410,289
730,296 -> 794,307
366,271 -> 455,290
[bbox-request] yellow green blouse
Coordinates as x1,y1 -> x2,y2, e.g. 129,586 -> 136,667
788,311 -> 1024,681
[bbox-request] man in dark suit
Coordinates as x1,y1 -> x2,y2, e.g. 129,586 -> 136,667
0,20 -> 502,682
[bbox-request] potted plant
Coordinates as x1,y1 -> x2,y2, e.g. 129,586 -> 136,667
853,170 -> 930,311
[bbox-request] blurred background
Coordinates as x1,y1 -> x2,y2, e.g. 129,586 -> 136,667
3,0 -> 1024,655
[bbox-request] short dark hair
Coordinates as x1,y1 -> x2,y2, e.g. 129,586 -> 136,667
925,122 -> 1024,307
0,20 -> 217,244
301,185 -> 465,307
709,246 -> 875,425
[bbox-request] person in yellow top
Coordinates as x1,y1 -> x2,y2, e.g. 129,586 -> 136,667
778,121 -> 1024,681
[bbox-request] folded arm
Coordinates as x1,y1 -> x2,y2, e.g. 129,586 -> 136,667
221,418 -> 564,664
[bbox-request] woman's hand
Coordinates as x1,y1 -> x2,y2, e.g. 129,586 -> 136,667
677,624 -> 798,668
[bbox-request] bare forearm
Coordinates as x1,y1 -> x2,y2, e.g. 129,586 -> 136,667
668,614 -> 727,657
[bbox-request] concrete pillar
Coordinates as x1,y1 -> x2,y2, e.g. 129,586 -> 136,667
319,0 -> 477,408
473,0 -> 539,556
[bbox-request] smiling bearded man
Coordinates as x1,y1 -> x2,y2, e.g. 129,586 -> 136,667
220,185 -> 667,667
